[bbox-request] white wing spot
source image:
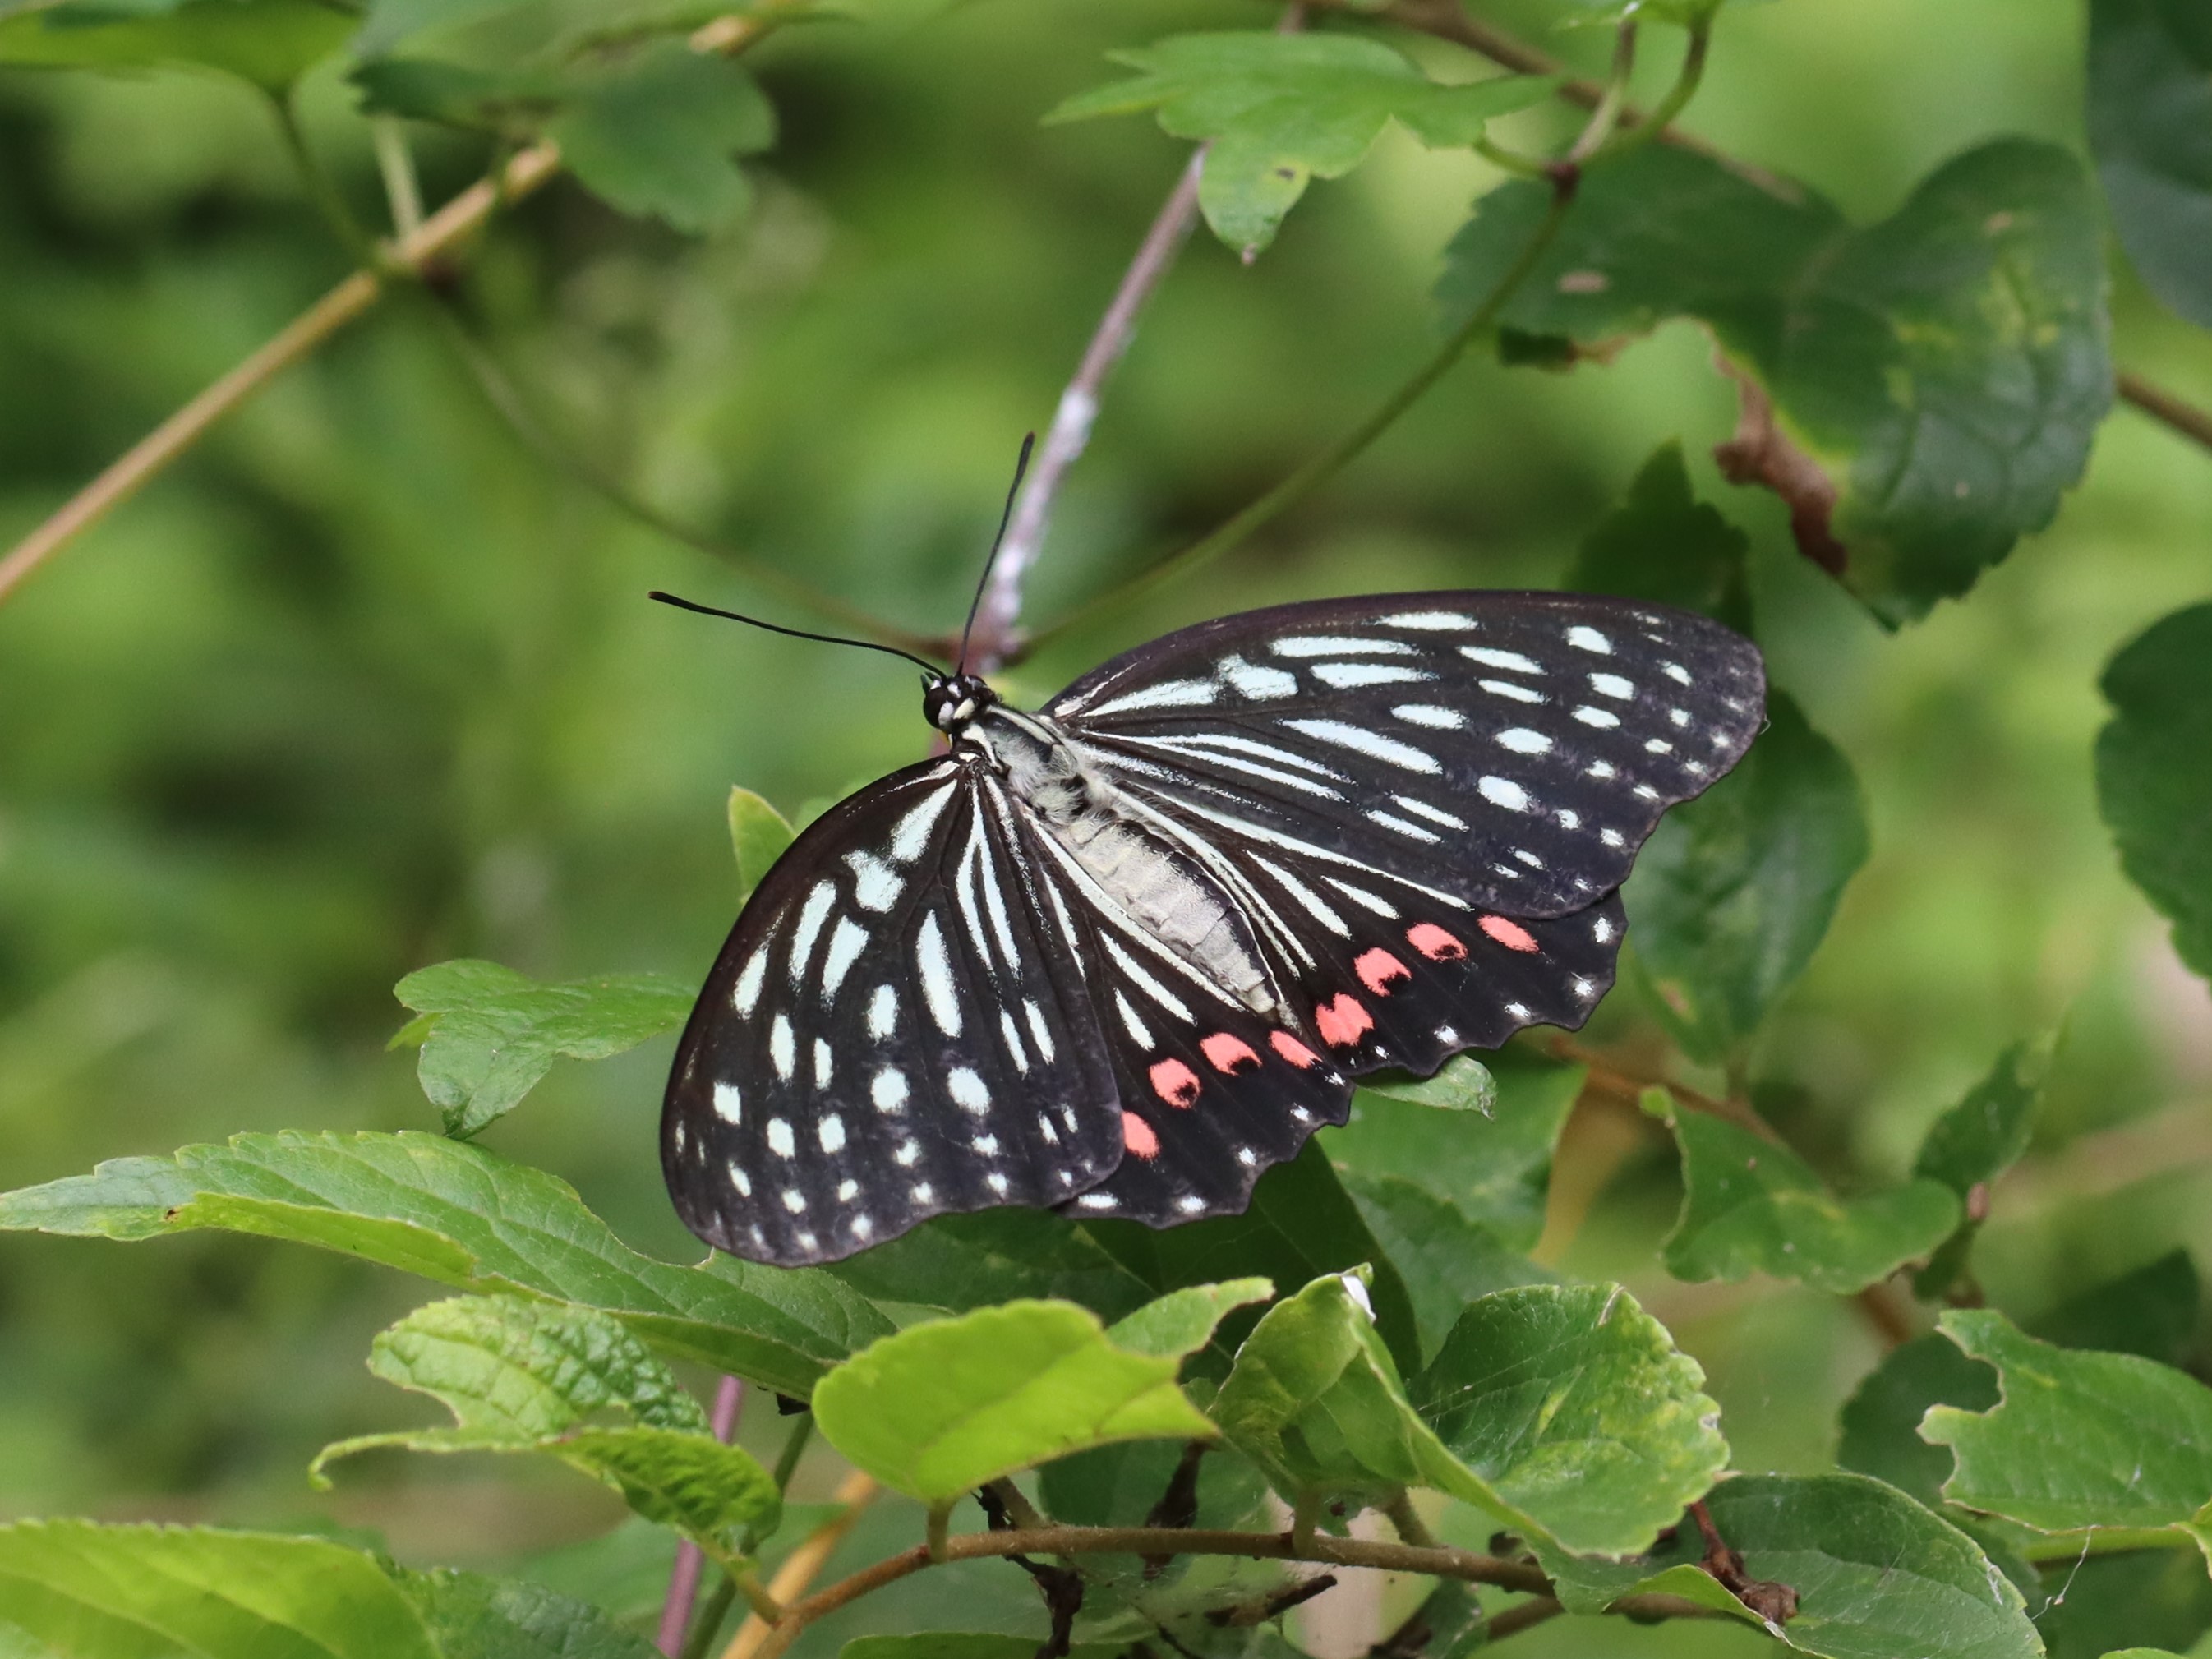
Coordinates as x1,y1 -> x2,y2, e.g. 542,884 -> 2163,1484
1025,1000 -> 1056,1062
1496,727 -> 1551,754
894,1141 -> 920,1167
782,1188 -> 806,1214
1646,739 -> 1674,754
1037,1113 -> 1058,1144
1593,915 -> 1617,943
1255,855 -> 1350,935
1557,809 -> 1582,829
1505,1001 -> 1531,1018
1089,679 -> 1221,717
1480,679 -> 1544,705
1601,828 -> 1626,848
819,918 -> 869,1003
888,788 -> 955,864
975,1135 -> 1001,1156
1283,719 -> 1438,772
872,1067 -> 909,1112
911,1182 -> 935,1205
818,1113 -> 846,1154
1322,876 -> 1398,918
850,1214 -> 874,1240
712,1082 -> 743,1124
1077,1192 -> 1118,1210
1101,937 -> 1194,1020
1478,776 -> 1532,811
1568,625 -> 1614,654
1370,809 -> 1440,842
999,1009 -> 1030,1073
1635,783 -> 1661,800
1219,655 -> 1297,698
671,1122 -> 687,1155
1313,662 -> 1430,689
728,1164 -> 751,1198
1462,646 -> 1544,674
1514,848 -> 1544,868
1380,610 -> 1474,629
767,1118 -> 795,1158
1574,977 -> 1596,998
846,851 -> 903,913
1393,703 -> 1464,729
837,1177 -> 859,1200
1664,662 -> 1693,685
1177,1194 -> 1207,1214
1115,991 -> 1154,1048
948,1067 -> 991,1113
866,984 -> 897,1040
1434,1025 -> 1459,1044
1393,794 -> 1466,830
1237,1146 -> 1257,1166
787,882 -> 837,984
1273,635 -> 1415,657
732,947 -> 769,1016
1588,759 -> 1617,779
813,1039 -> 834,1087
988,1172 -> 1011,1196
1574,706 -> 1622,729
1589,672 -> 1636,699
917,913 -> 962,1035
1671,707 -> 1691,726
769,1015 -> 795,1081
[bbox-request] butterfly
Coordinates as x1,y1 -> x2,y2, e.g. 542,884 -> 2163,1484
658,584 -> 1764,1266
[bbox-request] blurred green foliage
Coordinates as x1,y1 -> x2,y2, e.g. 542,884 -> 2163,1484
0,0 -> 2210,1653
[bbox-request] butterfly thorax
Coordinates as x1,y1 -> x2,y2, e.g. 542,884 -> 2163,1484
956,700 -> 1283,1019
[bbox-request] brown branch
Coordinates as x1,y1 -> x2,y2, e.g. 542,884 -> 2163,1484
2119,370 -> 2212,456
0,12 -> 777,611
721,1468 -> 879,1659
1486,1597 -> 1565,1641
1549,1035 -> 1781,1145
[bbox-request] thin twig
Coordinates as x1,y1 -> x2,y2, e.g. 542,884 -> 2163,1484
1486,1597 -> 1565,1641
0,15 -> 777,610
2119,371 -> 2212,455
371,117 -> 426,239
658,1376 -> 746,1656
720,1468 -> 880,1659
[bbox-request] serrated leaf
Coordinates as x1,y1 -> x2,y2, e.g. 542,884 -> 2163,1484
1623,691 -> 1869,1063
0,1521 -> 440,1658
727,786 -> 795,905
1341,1173 -> 1553,1365
0,1130 -> 892,1396
1443,140 -> 2110,625
1536,1473 -> 2041,1658
824,1209 -> 1157,1323
1048,32 -> 1554,255
2097,603 -> 2212,982
392,959 -> 693,1136
551,40 -> 775,234
1569,441 -> 1753,631
2089,0 -> 2212,328
1651,1090 -> 1961,1294
812,1298 -> 1216,1502
1926,1309 -> 2212,1537
1910,1039 -> 2050,1298
1106,1279 -> 1274,1360
0,0 -> 353,91
314,1296 -> 779,1555
1325,1048 -> 1585,1251
393,1566 -> 665,1659
1409,1283 -> 1726,1557
1085,1138 -> 1422,1378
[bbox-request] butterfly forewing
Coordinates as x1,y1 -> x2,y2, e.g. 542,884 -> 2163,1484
662,759 -> 1121,1265
1048,592 -> 1764,918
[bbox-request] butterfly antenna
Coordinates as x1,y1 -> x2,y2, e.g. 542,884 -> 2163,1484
956,431 -> 1037,674
647,591 -> 947,675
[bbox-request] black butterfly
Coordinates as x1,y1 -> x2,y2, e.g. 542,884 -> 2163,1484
659,586 -> 1764,1266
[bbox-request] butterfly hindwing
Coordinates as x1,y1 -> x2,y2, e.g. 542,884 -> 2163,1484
662,759 -> 1122,1265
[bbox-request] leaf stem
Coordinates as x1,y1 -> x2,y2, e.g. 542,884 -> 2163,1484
2118,370 -> 2212,456
657,1376 -> 746,1656
1565,17 -> 1638,165
746,1520 -> 1709,1659
721,1468 -> 880,1659
1586,17 -> 1711,167
268,90 -> 381,270
371,116 -> 426,239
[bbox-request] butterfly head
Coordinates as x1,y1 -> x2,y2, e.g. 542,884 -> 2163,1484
923,672 -> 998,735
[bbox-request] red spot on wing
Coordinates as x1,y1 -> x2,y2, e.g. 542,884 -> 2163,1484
1406,922 -> 1467,961
1200,1032 -> 1260,1073
1122,1111 -> 1160,1159
1478,915 -> 1541,953
1270,1030 -> 1320,1068
1315,993 -> 1374,1048
1149,1058 -> 1201,1108
1354,947 -> 1410,995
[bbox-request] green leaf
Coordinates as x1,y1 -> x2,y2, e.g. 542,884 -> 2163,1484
2089,0 -> 2212,328
551,40 -> 776,234
0,1130 -> 892,1397
1651,1090 -> 1961,1294
0,1520 -> 441,1658
1409,1283 -> 1726,1557
2030,1248 -> 2201,1366
0,0 -> 353,91
1837,1333 -> 2000,1509
353,0 -> 537,57
1085,1138 -> 1423,1378
1357,1053 -> 1497,1113
1106,1279 -> 1274,1360
1048,32 -> 1554,255
2033,1550 -> 2212,1659
2097,603 -> 2212,982
727,786 -> 796,905
1568,440 -> 1753,630
313,1296 -> 780,1555
1341,1173 -> 1553,1365
811,1298 -> 1216,1502
1623,692 -> 1869,1063
392,960 -> 693,1137
1038,1435 -> 1270,1530
1443,140 -> 2111,625
1910,1039 -> 2051,1298
394,1566 -> 665,1659
1325,1048 -> 1586,1251
824,1210 -> 1157,1323
1537,1473 -> 2041,1658
1926,1308 -> 2212,1537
